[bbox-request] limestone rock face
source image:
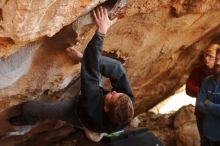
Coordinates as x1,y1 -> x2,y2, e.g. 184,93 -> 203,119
138,112 -> 176,146
171,0 -> 220,16
174,105 -> 200,146
0,0 -> 220,145
0,0 -> 107,57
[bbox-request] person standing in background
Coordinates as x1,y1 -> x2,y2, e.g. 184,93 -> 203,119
186,44 -> 219,146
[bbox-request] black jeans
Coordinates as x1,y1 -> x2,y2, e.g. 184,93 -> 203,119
195,111 -> 205,146
21,77 -> 82,128
22,94 -> 83,128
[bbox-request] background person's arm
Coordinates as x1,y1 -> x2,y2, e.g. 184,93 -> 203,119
196,78 -> 209,113
203,99 -> 220,116
186,68 -> 200,97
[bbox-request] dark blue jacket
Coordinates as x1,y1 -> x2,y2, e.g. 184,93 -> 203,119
78,32 -> 135,133
196,75 -> 220,141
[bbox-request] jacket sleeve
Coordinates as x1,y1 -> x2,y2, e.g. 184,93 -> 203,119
186,68 -> 200,97
80,32 -> 104,113
196,77 -> 220,116
99,56 -> 135,102
205,101 -> 220,116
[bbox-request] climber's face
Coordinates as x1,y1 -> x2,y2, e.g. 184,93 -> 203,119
104,91 -> 121,112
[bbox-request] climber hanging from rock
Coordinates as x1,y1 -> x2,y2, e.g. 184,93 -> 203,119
9,6 -> 135,142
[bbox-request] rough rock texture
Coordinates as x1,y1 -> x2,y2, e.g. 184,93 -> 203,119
174,105 -> 199,146
0,0 -> 105,57
0,0 -> 220,145
0,41 -> 41,89
0,0 -> 127,58
138,111 -> 176,146
135,105 -> 199,146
